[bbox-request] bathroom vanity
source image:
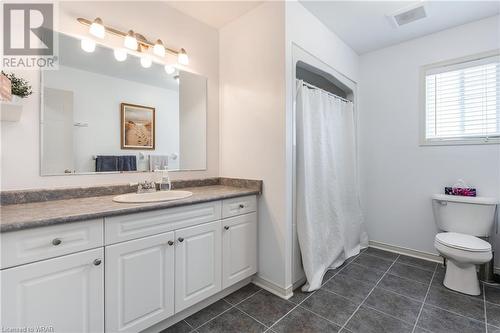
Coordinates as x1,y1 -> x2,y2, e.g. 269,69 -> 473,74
0,180 -> 260,332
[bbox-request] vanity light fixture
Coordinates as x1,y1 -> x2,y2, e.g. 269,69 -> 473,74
178,48 -> 189,65
81,38 -> 96,52
164,65 -> 176,75
153,39 -> 166,57
89,17 -> 105,39
114,48 -> 127,62
140,56 -> 153,68
124,30 -> 138,50
77,17 -> 189,66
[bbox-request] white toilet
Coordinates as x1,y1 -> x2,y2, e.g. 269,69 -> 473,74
432,194 -> 498,295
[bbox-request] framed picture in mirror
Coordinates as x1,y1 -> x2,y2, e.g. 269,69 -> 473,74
120,103 -> 155,150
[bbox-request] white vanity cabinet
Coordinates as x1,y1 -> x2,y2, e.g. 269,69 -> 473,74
1,248 -> 105,333
1,195 -> 257,333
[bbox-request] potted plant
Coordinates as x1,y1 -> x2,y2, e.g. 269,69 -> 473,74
1,71 -> 32,103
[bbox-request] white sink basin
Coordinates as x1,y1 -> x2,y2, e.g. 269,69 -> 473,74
113,190 -> 193,203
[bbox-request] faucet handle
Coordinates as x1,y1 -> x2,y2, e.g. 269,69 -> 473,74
137,180 -> 156,193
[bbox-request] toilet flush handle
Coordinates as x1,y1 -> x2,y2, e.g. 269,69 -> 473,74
438,200 -> 447,206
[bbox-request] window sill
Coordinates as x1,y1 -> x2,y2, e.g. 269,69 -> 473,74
420,138 -> 500,146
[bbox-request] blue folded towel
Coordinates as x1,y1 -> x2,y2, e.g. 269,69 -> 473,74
96,156 -> 118,172
96,155 -> 137,172
119,155 -> 137,171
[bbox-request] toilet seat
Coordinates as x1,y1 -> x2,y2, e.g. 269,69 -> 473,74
435,232 -> 491,252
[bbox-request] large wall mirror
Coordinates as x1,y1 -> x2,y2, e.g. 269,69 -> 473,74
41,32 -> 207,175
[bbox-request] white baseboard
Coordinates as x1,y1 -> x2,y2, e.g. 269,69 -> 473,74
252,275 -> 294,300
369,240 -> 500,275
368,240 -> 443,263
292,276 -> 306,290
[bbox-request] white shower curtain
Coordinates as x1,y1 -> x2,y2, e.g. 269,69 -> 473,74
296,80 -> 367,291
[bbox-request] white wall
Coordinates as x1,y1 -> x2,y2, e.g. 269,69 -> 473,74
1,1 -> 219,190
44,65 -> 179,173
219,2 -> 287,290
359,16 -> 500,266
285,2 -> 359,83
219,1 -> 361,293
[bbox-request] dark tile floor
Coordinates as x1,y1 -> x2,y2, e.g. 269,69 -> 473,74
161,247 -> 500,333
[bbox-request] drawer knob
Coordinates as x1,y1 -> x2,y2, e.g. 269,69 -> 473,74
52,238 -> 62,246
167,240 -> 174,246
224,226 -> 230,230
93,259 -> 102,266
178,237 -> 184,243
239,204 -> 245,209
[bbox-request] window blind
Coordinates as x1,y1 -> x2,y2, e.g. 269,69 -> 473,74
425,55 -> 500,142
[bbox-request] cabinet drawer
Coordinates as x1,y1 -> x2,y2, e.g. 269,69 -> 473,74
105,201 -> 222,245
1,219 -> 104,269
222,195 -> 257,218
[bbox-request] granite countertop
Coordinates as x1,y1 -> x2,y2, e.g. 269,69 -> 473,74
0,185 -> 260,233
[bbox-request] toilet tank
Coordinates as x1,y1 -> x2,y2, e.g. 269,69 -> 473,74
432,194 -> 498,237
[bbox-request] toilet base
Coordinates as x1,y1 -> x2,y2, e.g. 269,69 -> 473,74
443,259 -> 480,295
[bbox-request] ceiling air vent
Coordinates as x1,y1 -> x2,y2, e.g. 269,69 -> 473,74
389,2 -> 427,27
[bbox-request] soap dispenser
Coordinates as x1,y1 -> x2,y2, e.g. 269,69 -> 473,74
159,167 -> 171,191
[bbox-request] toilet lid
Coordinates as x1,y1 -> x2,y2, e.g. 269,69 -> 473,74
435,232 -> 491,252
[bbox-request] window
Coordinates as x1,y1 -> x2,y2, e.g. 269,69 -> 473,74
422,53 -> 500,145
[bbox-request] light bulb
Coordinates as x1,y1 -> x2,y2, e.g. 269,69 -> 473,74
177,48 -> 189,65
114,48 -> 127,62
124,30 -> 138,50
81,38 -> 96,53
140,56 -> 152,68
164,65 -> 175,75
153,39 -> 166,57
89,17 -> 105,39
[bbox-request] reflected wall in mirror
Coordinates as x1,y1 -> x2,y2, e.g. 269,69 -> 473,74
41,32 -> 207,175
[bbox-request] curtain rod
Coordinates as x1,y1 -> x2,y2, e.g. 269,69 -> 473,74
299,80 -> 353,104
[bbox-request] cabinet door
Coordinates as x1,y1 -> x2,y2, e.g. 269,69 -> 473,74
222,212 -> 257,288
175,220 -> 222,312
105,232 -> 175,333
1,248 -> 104,333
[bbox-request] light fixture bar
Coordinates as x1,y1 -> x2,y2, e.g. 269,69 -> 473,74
77,17 -> 181,56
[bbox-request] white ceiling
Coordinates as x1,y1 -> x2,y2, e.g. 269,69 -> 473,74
165,1 -> 263,28
299,1 -> 500,54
